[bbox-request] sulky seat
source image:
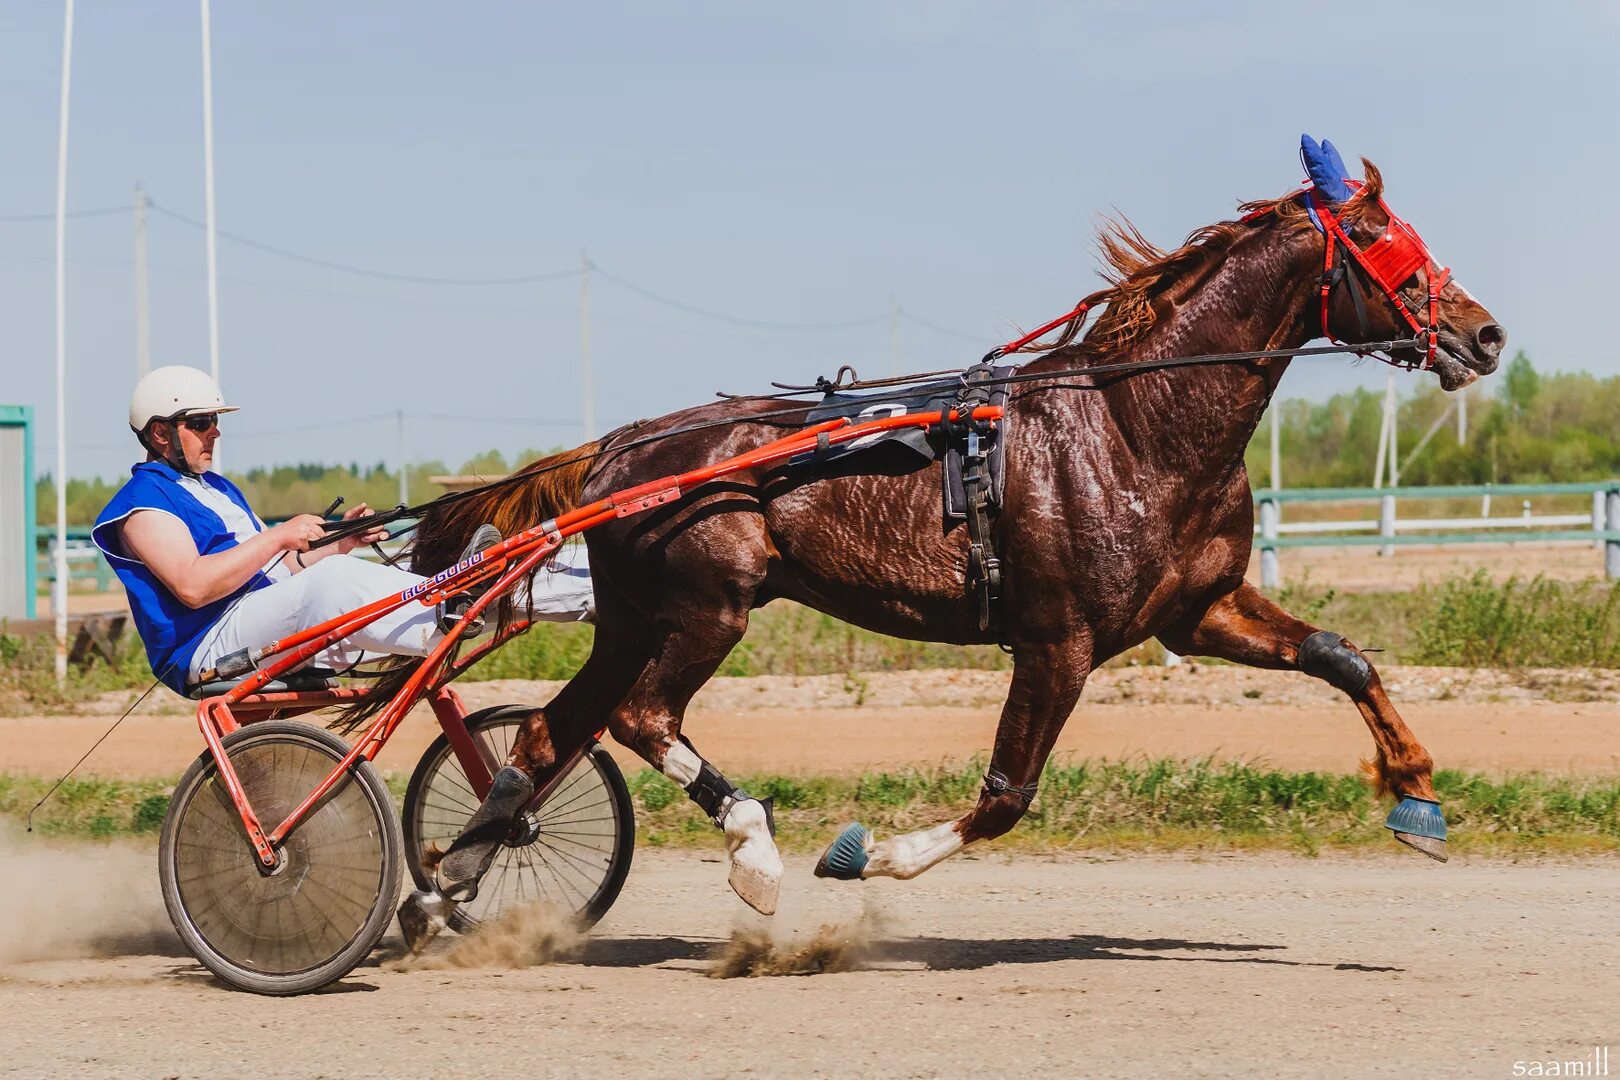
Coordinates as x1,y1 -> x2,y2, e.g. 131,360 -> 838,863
187,667 -> 341,699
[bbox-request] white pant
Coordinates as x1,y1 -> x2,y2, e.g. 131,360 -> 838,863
188,545 -> 595,681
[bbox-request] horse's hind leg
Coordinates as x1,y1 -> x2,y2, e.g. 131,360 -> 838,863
429,589 -> 655,903
605,600 -> 784,915
817,637 -> 1092,882
1159,581 -> 1447,861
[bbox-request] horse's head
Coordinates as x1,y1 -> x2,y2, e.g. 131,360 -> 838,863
1300,135 -> 1505,392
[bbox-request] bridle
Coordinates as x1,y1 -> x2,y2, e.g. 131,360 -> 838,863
1303,180 -> 1451,371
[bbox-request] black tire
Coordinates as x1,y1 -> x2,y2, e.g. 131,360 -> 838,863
158,719 -> 404,996
402,705 -> 634,932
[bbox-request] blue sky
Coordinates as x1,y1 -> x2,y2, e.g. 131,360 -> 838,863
2,2 -> 1616,480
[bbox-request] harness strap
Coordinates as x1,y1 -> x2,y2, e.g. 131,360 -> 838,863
961,430 -> 1001,634
983,768 -> 1039,806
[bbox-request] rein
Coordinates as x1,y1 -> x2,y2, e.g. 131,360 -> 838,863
312,331 -> 1419,553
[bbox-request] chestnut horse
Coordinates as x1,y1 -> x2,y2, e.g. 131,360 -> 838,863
403,138 -> 1504,923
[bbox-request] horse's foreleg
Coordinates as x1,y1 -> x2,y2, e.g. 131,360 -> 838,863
1160,581 -> 1447,861
817,638 -> 1092,882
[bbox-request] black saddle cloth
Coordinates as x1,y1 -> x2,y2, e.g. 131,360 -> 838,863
797,365 -> 1011,521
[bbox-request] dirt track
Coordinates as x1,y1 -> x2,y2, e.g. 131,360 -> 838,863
1,848 -> 1615,1079
7,666 -> 1620,781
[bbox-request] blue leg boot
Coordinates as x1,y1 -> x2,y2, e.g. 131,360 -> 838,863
1385,796 -> 1448,863
814,823 -> 871,880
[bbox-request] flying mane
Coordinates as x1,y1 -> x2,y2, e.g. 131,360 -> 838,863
1026,161 -> 1387,362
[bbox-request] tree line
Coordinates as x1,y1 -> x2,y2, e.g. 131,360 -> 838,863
35,352 -> 1619,525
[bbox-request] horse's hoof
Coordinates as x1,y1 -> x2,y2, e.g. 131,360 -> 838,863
728,860 -> 782,915
1393,832 -> 1449,862
434,765 -> 535,898
814,823 -> 871,880
1386,796 -> 1448,863
724,799 -> 783,915
397,889 -> 454,955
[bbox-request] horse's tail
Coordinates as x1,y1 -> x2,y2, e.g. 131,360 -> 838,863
329,440 -> 602,736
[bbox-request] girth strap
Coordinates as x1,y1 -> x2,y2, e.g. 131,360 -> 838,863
962,429 -> 1001,634
952,362 -> 1005,636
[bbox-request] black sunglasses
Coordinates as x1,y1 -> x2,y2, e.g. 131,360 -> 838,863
179,413 -> 220,433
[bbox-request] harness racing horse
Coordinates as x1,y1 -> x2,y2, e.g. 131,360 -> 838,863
398,136 -> 1505,932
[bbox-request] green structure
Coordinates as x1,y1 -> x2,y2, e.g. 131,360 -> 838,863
0,405 -> 36,620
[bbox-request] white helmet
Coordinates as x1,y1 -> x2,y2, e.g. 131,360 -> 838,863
128,365 -> 240,432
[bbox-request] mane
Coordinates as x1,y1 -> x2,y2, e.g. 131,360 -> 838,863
1025,160 -> 1386,360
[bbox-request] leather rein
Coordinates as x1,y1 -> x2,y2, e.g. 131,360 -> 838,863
315,190 -> 1444,551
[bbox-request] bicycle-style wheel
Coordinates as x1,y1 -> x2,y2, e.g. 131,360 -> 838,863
403,705 -> 634,932
159,720 -> 404,996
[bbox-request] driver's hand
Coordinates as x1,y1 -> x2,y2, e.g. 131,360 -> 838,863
336,503 -> 390,553
272,514 -> 327,553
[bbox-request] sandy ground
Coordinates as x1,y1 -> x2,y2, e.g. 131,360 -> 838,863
6,665 -> 1619,781
0,847 -> 1614,1079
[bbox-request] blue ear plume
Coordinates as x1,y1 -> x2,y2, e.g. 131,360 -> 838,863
1300,134 -> 1354,204
1320,139 -> 1352,181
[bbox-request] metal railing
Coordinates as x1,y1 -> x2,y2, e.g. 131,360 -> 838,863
1254,481 -> 1620,586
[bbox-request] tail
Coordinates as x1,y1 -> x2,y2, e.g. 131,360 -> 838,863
407,440 -> 602,576
330,441 -> 601,735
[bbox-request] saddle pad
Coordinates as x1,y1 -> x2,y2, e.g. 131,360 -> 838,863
797,365 -> 1011,521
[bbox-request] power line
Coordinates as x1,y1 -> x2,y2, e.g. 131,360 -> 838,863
898,307 -> 988,344
1,195 -> 995,342
589,263 -> 889,331
148,202 -> 577,287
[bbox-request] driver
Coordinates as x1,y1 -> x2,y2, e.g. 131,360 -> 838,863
93,365 -> 594,693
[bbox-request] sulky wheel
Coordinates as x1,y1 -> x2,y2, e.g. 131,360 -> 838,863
159,719 -> 404,996
403,705 -> 634,933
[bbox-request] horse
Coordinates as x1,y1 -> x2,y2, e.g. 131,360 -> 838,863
397,135 -> 1505,925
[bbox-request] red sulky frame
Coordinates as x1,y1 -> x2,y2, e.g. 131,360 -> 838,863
196,404 -> 1004,869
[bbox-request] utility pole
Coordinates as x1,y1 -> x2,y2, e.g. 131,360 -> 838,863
579,249 -> 595,440
134,184 -> 151,377
1387,376 -> 1399,488
396,409 -> 408,506
1373,385 -> 1390,489
889,296 -> 900,377
200,0 -> 222,459
1269,400 -> 1281,490
53,0 -> 75,684
1457,390 -> 1467,445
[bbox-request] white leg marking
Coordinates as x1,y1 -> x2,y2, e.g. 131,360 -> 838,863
723,798 -> 783,915
661,739 -> 702,787
862,821 -> 965,880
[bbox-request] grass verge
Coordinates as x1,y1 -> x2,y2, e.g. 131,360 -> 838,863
7,759 -> 1618,857
7,574 -> 1618,711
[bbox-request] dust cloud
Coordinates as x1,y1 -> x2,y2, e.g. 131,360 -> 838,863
393,902 -> 586,971
709,906 -> 895,978
0,828 -> 174,964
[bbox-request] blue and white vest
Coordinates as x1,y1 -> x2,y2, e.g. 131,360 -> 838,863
93,462 -> 276,693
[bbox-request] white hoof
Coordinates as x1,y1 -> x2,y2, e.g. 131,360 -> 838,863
723,799 -> 783,915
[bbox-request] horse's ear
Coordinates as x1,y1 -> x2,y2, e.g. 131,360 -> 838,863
1300,134 -> 1353,204
1320,139 -> 1351,181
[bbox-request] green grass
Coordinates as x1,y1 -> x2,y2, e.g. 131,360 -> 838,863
6,573 -> 1618,711
9,760 -> 1617,856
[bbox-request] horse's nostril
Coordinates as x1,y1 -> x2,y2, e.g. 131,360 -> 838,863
1475,322 -> 1506,356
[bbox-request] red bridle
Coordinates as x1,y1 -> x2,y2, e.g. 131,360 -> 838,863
985,180 -> 1452,370
1306,181 -> 1451,370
